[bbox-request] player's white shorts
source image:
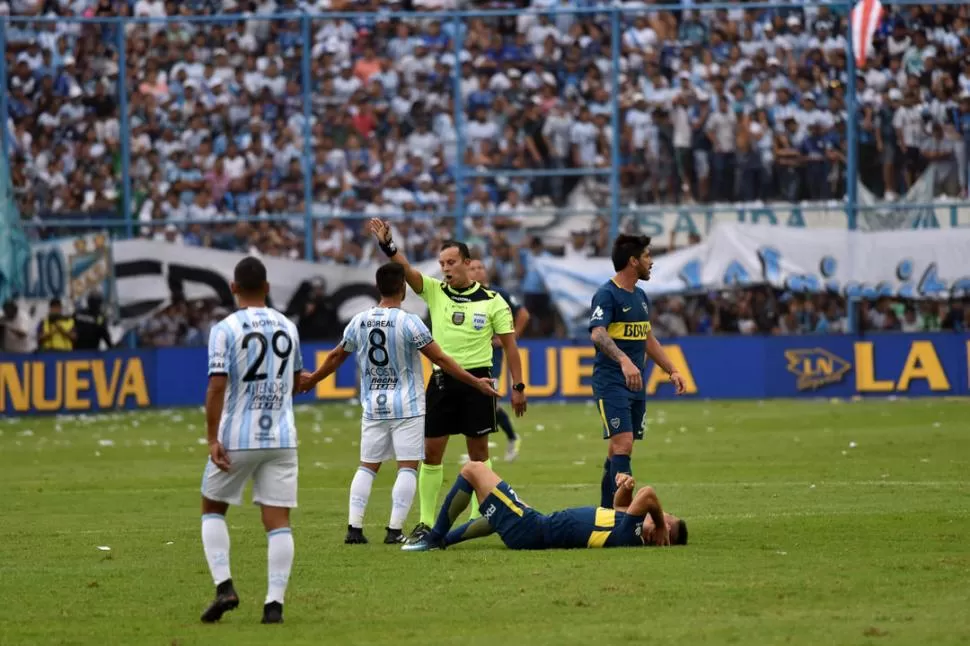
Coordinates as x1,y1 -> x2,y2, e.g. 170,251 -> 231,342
201,448 -> 298,508
360,415 -> 425,463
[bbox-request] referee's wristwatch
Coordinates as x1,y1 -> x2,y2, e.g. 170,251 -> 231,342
512,382 -> 526,393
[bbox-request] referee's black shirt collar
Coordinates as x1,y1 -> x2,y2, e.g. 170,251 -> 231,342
444,281 -> 480,294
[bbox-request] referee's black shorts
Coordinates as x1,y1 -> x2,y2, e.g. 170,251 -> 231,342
425,367 -> 496,438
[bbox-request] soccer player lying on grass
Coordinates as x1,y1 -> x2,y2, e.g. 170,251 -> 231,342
402,461 -> 687,551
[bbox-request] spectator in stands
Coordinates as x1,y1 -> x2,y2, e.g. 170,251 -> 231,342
653,297 -> 690,338
941,298 -> 968,332
0,301 -> 33,353
73,292 -> 112,351
37,298 -> 75,352
900,304 -> 923,332
706,100 -> 737,202
814,301 -> 846,334
921,122 -> 960,195
518,236 -> 553,337
297,278 -> 341,341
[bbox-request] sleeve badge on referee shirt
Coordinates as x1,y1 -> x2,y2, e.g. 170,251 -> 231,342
452,311 -> 465,325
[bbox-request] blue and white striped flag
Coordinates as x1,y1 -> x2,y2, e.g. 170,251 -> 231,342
0,153 -> 30,304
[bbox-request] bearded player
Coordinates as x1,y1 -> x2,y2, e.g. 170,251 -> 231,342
589,235 -> 687,509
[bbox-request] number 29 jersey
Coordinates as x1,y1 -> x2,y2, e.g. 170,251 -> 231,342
341,307 -> 433,421
207,307 -> 303,451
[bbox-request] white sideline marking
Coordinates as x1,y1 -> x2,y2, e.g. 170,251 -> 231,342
15,480 -> 970,497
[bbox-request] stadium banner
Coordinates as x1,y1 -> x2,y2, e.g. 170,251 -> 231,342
856,165 -> 937,232
111,240 -> 436,327
1,334 -> 966,415
700,224 -> 970,297
538,224 -> 970,332
18,233 -> 116,319
627,198 -> 970,239
0,349 -> 154,415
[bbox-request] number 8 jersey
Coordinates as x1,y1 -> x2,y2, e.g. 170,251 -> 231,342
207,307 -> 303,450
340,307 -> 433,420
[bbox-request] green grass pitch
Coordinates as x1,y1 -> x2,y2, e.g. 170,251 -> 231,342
2,398 -> 969,645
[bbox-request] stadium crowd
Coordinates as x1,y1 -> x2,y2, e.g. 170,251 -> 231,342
3,0 -> 970,345
7,0 -> 970,230
129,290 -> 970,347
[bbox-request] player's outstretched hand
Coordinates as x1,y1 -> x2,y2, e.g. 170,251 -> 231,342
296,370 -> 316,394
614,472 -> 635,491
669,371 -> 687,395
620,358 -> 643,392
474,377 -> 500,398
208,441 -> 231,472
368,218 -> 391,244
511,389 -> 527,417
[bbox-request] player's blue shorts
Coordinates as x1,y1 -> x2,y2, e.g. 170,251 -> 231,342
481,480 -> 546,550
595,393 -> 646,440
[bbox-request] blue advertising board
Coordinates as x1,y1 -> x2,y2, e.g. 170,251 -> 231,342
1,334 -> 967,416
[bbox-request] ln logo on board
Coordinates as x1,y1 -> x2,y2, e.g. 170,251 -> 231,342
785,348 -> 852,390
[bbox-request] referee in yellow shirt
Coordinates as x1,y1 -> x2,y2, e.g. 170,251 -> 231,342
369,219 -> 528,542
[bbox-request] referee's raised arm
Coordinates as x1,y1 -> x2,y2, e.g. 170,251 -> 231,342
368,218 -> 424,295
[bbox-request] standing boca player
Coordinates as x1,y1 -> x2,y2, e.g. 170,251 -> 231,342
589,235 -> 687,509
199,257 -> 303,625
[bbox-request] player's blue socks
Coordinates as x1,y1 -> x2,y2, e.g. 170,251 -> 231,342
428,474 -> 474,542
496,407 -> 517,440
599,458 -> 612,508
607,454 -> 632,508
444,517 -> 495,546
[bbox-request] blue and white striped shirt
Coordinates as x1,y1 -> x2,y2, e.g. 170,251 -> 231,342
341,307 -> 432,420
207,307 -> 303,451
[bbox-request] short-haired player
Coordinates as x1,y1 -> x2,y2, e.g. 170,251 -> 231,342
200,257 -> 304,625
299,262 -> 499,544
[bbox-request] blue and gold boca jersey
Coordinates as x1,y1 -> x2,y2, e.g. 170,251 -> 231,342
588,280 -> 652,400
489,285 -> 521,376
542,506 -> 647,549
490,285 -> 522,320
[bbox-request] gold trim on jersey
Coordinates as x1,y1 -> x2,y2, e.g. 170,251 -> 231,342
594,507 -> 616,529
587,508 -> 617,548
491,487 -> 523,517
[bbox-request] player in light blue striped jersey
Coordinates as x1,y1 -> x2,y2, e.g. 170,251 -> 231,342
301,262 -> 499,545
199,257 -> 304,626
